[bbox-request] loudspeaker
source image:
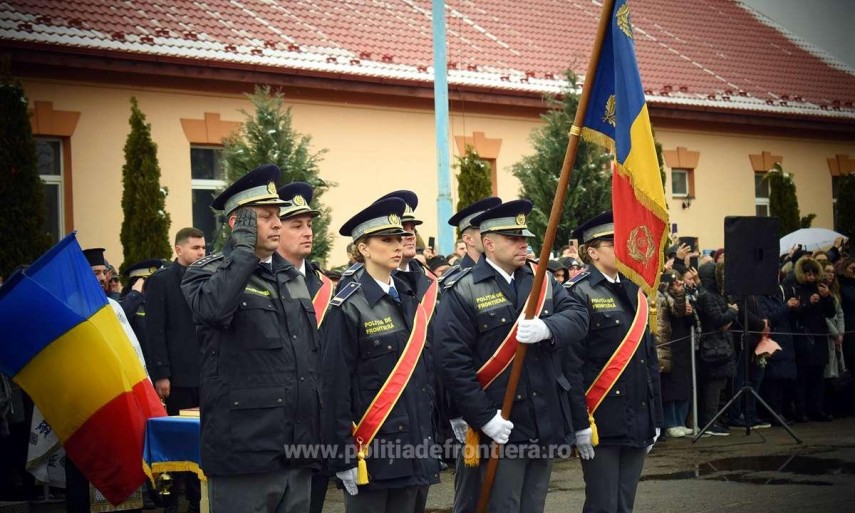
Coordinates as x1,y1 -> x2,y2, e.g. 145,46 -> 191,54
724,216 -> 779,296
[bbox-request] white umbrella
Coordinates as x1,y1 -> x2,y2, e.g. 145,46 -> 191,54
779,228 -> 845,255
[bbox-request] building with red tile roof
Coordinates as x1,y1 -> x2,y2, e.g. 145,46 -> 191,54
1,0 -> 853,264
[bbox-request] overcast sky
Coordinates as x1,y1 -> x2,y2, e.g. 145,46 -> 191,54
740,0 -> 855,69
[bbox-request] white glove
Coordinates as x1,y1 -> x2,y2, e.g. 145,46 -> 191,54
574,427 -> 595,460
481,410 -> 514,444
646,427 -> 661,454
517,318 -> 551,344
450,417 -> 469,443
336,468 -> 358,496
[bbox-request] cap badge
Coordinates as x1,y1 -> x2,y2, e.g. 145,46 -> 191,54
293,195 -> 306,206
267,181 -> 277,194
388,213 -> 401,226
515,213 -> 526,226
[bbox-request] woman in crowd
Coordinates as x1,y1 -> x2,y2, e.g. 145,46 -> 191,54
321,198 -> 439,513
695,262 -> 737,435
838,258 -> 855,381
823,261 -> 846,415
656,271 -> 696,438
757,278 -> 799,425
788,256 -> 835,422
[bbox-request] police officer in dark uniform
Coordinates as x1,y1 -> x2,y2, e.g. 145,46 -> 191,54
338,191 -> 433,299
437,199 -> 588,513
564,211 -> 663,513
181,164 -> 322,513
439,196 -> 502,290
276,182 -> 328,296
439,196 -> 501,513
275,181 -> 333,513
321,198 -> 439,513
118,259 -> 163,349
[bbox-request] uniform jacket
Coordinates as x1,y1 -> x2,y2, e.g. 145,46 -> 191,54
438,256 -> 589,446
181,247 -> 321,476
119,290 -> 147,353
144,261 -> 201,387
566,267 -> 663,448
320,270 -> 440,491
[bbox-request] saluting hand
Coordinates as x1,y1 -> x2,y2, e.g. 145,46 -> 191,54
229,208 -> 258,251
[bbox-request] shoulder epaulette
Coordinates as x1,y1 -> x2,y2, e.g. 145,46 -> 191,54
438,264 -> 462,287
564,270 -> 590,289
330,281 -> 361,307
443,266 -> 473,290
342,262 -> 364,277
191,252 -> 224,269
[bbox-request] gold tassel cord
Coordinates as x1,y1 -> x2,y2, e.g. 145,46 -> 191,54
589,412 -> 599,447
355,442 -> 369,485
464,427 -> 480,467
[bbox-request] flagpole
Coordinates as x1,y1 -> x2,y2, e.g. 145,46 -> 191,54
476,0 -> 616,511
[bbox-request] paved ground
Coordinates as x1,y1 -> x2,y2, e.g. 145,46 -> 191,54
324,417 -> 855,513
6,417 -> 855,512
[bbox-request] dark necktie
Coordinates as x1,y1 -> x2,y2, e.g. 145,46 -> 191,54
388,287 -> 401,303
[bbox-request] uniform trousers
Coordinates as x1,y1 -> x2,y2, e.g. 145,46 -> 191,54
309,472 -> 330,513
580,445 -> 646,513
342,485 -> 428,513
208,467 -> 311,513
452,446 -> 479,513
478,452 -> 553,513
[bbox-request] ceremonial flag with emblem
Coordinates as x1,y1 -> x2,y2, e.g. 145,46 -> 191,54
0,233 -> 166,505
580,0 -> 669,295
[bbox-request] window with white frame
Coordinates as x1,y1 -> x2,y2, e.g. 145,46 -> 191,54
671,168 -> 689,197
755,172 -> 770,217
190,146 -> 226,244
36,138 -> 64,243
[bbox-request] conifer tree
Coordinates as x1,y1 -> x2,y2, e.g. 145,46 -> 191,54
119,97 -> 172,277
837,173 -> 855,241
0,65 -> 51,278
765,163 -> 814,238
455,146 -> 493,235
511,71 -> 612,253
218,86 -> 332,263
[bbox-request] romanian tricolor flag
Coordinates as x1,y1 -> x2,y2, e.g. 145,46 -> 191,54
0,233 -> 166,505
581,0 -> 669,295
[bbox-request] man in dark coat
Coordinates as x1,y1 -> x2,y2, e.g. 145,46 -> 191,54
438,199 -> 589,513
181,164 -> 322,512
144,228 -> 205,512
564,211 -> 663,513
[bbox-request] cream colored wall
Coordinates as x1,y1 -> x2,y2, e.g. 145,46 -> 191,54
23,79 -> 535,268
657,128 -> 854,251
24,78 -> 852,268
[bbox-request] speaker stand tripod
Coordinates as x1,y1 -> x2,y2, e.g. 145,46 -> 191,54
692,299 -> 802,444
